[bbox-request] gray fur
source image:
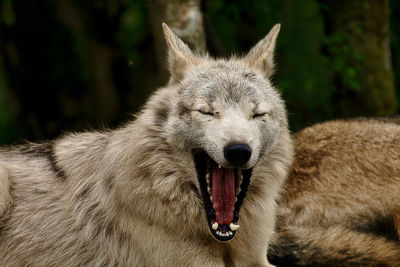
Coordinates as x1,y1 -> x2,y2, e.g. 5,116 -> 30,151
0,24 -> 293,266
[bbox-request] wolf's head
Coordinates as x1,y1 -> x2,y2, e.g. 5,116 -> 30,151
155,24 -> 287,242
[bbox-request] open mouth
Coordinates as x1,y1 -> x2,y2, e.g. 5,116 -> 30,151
193,150 -> 252,242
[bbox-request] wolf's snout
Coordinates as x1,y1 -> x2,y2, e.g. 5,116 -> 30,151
224,144 -> 251,167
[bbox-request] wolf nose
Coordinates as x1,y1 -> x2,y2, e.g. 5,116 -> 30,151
224,144 -> 251,167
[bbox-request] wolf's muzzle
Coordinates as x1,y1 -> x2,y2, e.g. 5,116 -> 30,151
224,144 -> 251,167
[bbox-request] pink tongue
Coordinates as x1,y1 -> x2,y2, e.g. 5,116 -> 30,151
212,166 -> 235,225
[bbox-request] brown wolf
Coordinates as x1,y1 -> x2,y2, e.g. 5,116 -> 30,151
0,24 -> 293,266
268,119 -> 400,266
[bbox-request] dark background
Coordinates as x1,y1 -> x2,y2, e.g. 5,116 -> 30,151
0,0 -> 398,144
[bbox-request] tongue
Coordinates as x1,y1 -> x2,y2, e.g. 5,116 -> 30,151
212,164 -> 235,225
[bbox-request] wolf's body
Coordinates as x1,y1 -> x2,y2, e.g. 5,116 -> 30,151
269,119 -> 400,266
0,24 -> 293,266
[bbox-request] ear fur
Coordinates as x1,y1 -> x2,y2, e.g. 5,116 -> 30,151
243,24 -> 280,78
162,23 -> 198,84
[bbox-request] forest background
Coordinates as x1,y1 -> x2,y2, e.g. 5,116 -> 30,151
0,0 -> 398,144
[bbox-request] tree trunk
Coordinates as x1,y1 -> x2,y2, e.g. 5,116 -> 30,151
318,0 -> 396,116
148,0 -> 206,84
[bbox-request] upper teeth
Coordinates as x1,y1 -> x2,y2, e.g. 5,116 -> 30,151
238,172 -> 243,185
236,171 -> 243,195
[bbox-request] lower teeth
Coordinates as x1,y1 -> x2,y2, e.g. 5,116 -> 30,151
216,231 -> 233,237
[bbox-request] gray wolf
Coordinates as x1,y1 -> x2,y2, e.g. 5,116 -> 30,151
0,23 -> 293,266
268,119 -> 400,266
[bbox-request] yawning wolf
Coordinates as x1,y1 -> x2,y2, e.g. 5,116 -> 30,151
0,24 -> 293,266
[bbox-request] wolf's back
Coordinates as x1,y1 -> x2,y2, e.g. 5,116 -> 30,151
268,225 -> 400,267
269,119 -> 400,266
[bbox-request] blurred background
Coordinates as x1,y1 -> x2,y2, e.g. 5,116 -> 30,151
0,0 -> 399,144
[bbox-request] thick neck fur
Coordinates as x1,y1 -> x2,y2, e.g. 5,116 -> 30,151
28,85 -> 291,266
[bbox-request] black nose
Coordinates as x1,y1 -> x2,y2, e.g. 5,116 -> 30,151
224,144 -> 251,166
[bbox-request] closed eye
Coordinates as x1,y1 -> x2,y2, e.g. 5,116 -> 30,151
198,110 -> 214,116
253,112 -> 266,119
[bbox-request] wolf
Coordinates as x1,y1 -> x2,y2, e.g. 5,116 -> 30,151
0,23 -> 293,266
268,119 -> 400,266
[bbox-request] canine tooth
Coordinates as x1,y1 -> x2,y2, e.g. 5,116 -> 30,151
236,172 -> 243,195
210,196 -> 213,202
236,187 -> 241,195
211,222 -> 219,230
229,223 -> 240,231
207,185 -> 211,194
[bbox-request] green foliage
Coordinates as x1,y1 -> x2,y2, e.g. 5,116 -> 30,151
325,31 -> 362,92
1,0 -> 15,26
321,0 -> 396,116
0,0 -> 398,142
118,1 -> 148,70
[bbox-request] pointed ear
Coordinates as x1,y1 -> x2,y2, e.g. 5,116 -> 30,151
162,23 -> 198,83
243,24 -> 280,78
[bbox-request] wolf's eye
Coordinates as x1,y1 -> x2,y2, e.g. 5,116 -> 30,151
253,112 -> 266,119
198,110 -> 214,116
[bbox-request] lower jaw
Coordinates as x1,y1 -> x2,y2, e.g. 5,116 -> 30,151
208,220 -> 240,241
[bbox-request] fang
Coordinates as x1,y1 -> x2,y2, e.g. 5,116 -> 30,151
236,187 -> 241,195
229,223 -> 240,231
212,222 -> 219,230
